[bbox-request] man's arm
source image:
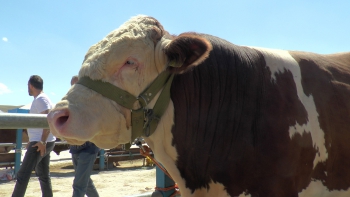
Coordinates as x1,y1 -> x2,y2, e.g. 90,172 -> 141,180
32,109 -> 51,156
40,109 -> 51,142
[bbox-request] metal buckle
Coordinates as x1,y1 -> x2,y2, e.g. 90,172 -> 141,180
143,109 -> 153,137
134,138 -> 145,152
137,95 -> 148,107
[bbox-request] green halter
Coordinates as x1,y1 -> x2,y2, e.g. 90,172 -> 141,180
77,71 -> 174,142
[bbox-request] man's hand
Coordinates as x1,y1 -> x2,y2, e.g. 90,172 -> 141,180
32,142 -> 46,156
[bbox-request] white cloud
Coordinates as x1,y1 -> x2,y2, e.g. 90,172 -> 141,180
50,92 -> 56,96
0,83 -> 12,94
2,37 -> 8,42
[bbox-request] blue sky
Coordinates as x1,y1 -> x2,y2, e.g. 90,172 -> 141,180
1,1 -> 349,106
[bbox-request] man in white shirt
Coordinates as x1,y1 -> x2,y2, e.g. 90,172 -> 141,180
12,75 -> 56,197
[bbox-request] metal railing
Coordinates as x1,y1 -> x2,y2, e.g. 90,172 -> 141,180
0,113 -> 49,129
0,113 -> 107,173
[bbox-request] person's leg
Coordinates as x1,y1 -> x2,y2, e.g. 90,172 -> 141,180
86,177 -> 99,197
72,151 -> 99,197
35,141 -> 55,197
85,152 -> 99,197
12,142 -> 40,197
72,153 -> 78,171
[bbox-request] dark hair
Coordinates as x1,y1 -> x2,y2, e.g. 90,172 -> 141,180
29,75 -> 43,90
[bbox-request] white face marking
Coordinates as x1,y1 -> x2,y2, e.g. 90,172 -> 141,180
249,47 -> 327,168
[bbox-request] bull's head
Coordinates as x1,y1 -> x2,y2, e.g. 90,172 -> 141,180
47,15 -> 212,149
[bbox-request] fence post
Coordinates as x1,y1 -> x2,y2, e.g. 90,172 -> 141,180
152,165 -> 176,197
15,129 -> 23,175
7,109 -> 29,176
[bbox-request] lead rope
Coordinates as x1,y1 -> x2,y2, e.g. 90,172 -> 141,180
135,140 -> 180,197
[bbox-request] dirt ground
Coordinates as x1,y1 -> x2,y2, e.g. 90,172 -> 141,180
0,158 -> 156,197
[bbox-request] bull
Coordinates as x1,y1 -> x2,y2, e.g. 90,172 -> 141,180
47,15 -> 350,197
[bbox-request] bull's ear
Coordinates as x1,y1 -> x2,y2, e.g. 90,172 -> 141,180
164,33 -> 212,73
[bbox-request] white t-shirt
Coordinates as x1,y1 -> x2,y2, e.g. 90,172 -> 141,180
27,92 -> 56,142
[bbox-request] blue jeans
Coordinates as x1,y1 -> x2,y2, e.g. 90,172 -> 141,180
12,141 -> 55,197
72,151 -> 99,197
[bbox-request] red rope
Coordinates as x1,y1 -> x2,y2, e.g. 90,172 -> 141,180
139,145 -> 180,196
155,183 -> 180,197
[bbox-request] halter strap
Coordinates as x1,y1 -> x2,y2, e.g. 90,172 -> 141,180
77,77 -> 137,109
77,71 -> 174,141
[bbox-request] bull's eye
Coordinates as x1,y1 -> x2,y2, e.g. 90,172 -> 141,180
126,60 -> 134,65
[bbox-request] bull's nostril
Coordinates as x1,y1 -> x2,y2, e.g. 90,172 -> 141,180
57,116 -> 69,126
47,108 -> 71,136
